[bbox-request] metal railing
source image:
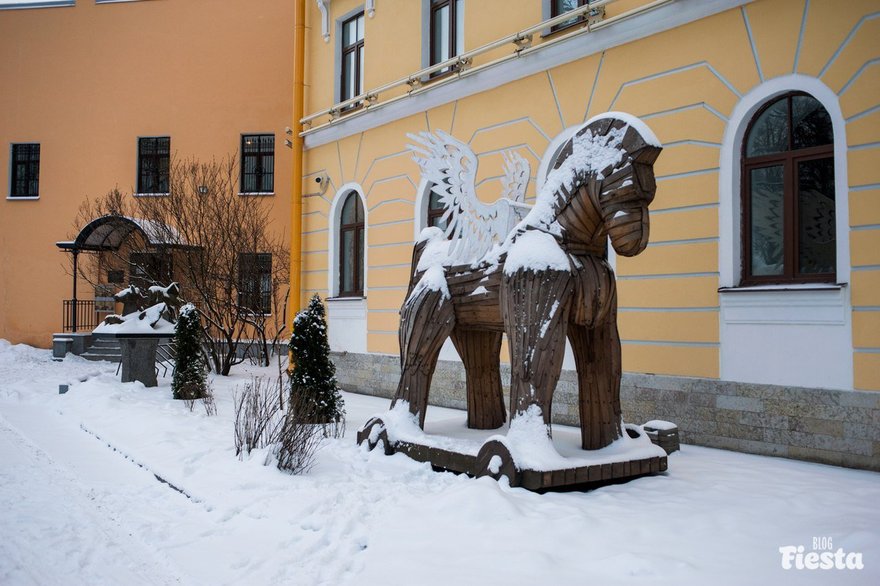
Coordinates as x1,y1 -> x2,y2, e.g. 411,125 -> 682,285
62,299 -> 99,333
301,0 -> 674,133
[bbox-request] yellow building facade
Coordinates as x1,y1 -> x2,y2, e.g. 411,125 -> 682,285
297,0 -> 879,468
0,0 -> 295,348
299,0 -> 880,394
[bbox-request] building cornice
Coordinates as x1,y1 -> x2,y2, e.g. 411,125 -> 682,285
303,0 -> 754,149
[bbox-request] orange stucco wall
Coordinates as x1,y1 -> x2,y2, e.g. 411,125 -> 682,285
0,0 -> 294,347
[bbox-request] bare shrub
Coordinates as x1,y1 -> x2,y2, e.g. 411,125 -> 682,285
183,382 -> 217,416
233,377 -> 283,457
275,391 -> 324,474
202,389 -> 218,416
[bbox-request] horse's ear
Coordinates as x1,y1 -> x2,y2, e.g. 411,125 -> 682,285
620,125 -> 662,165
632,144 -> 662,165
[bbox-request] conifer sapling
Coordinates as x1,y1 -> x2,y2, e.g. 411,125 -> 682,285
172,303 -> 208,401
288,294 -> 344,424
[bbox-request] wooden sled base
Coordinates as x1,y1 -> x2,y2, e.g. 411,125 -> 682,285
356,416 -> 668,492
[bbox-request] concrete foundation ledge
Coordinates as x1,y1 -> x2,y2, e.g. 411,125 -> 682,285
330,351 -> 880,472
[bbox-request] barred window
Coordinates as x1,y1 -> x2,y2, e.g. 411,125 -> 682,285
10,143 -> 40,198
241,134 -> 275,194
238,253 -> 272,314
137,137 -> 170,194
129,252 -> 173,289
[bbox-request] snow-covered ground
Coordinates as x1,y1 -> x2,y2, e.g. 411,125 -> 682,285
0,339 -> 877,585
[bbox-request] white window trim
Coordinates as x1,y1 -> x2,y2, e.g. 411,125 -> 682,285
421,0 -> 465,70
718,74 -> 853,390
718,74 -> 851,289
334,5 -> 366,105
328,182 -> 368,298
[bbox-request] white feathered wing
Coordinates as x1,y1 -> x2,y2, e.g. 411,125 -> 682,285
408,130 -> 531,264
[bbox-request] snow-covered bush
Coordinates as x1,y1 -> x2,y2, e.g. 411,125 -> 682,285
287,294 -> 345,433
171,304 -> 209,402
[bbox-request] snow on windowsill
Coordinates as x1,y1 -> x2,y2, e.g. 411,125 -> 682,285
133,192 -> 170,198
718,283 -> 846,293
6,195 -> 40,201
237,192 -> 275,197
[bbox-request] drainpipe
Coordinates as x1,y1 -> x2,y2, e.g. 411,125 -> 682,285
289,0 -> 306,372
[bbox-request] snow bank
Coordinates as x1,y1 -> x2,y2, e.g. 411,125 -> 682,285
2,340 -> 879,586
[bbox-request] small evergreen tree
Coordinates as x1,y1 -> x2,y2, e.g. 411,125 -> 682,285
288,294 -> 344,425
172,303 -> 208,401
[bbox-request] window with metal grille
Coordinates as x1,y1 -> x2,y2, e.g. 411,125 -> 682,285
241,134 -> 275,194
430,0 -> 463,74
137,137 -> 170,194
340,12 -> 365,108
339,192 -> 365,297
741,92 -> 835,285
129,251 -> 174,289
10,143 -> 40,198
238,253 -> 272,314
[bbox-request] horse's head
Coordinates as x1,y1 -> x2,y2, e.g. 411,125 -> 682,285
550,115 -> 662,257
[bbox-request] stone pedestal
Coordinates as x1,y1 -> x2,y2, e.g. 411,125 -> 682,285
119,338 -> 159,387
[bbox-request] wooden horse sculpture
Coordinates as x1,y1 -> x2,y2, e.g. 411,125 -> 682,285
394,114 -> 662,451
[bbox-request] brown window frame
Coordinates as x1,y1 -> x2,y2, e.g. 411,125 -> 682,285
741,92 -> 835,286
429,0 -> 463,77
426,187 -> 452,237
238,252 -> 273,315
338,192 -> 365,297
340,11 -> 365,111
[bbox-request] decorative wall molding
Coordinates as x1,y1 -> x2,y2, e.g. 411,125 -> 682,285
304,0 -> 755,149
315,0 -> 330,42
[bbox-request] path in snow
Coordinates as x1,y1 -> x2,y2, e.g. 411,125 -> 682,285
0,341 -> 877,586
0,406 -> 183,585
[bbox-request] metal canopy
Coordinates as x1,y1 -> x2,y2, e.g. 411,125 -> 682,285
56,215 -> 184,252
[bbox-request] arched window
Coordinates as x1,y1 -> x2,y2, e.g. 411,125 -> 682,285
426,188 -> 448,231
339,191 -> 365,296
742,92 -> 835,284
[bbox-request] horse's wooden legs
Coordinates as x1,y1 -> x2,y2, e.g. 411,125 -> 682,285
392,281 -> 456,428
568,306 -> 623,450
451,329 -> 506,429
501,268 -> 573,426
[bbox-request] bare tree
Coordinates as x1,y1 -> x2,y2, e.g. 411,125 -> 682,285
71,156 -> 289,375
